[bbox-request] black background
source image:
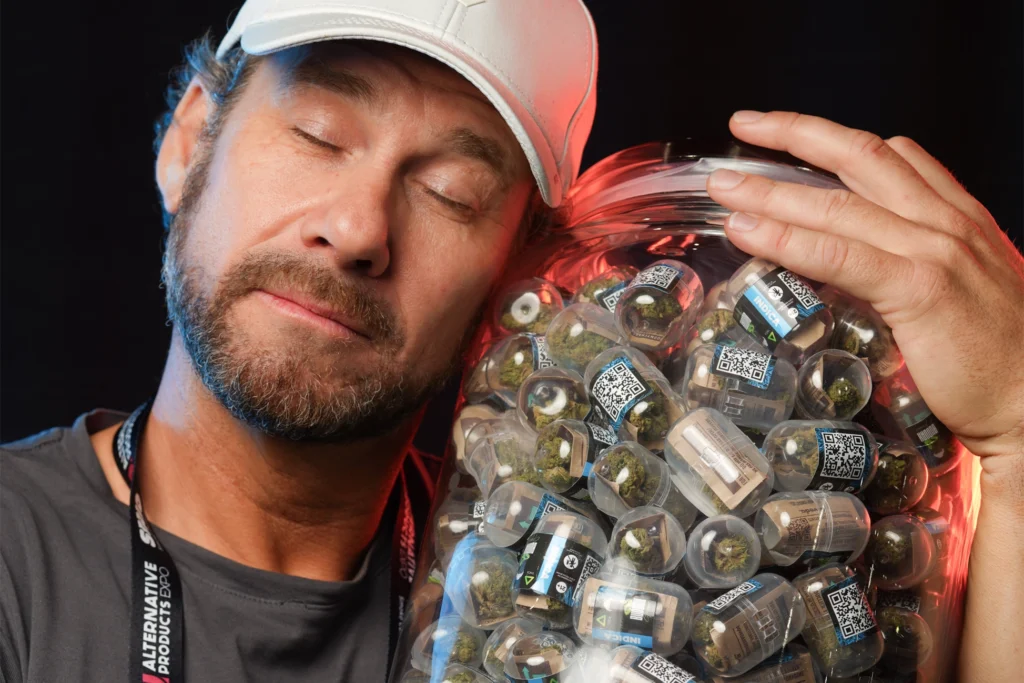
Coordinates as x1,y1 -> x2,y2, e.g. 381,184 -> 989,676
2,0 -> 1022,444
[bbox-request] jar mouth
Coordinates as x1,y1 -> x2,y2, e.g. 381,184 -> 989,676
567,142 -> 844,227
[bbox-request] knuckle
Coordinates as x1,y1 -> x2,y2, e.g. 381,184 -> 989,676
848,130 -> 888,160
820,187 -> 854,223
930,232 -> 972,268
772,222 -> 797,254
885,135 -> 919,153
815,233 -> 850,272
940,206 -> 980,240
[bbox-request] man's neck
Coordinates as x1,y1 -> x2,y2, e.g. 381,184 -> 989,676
93,338 -> 416,582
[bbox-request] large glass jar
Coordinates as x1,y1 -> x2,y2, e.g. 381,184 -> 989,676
386,142 -> 979,683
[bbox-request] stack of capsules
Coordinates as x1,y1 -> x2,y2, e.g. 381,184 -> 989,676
390,146 -> 974,683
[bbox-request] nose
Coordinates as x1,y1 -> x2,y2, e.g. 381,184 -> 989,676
298,169 -> 392,278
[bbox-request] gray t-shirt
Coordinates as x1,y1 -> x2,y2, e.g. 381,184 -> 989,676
1,410 -> 394,682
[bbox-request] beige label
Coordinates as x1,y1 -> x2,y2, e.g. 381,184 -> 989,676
668,416 -> 766,510
799,356 -> 837,417
576,578 -> 678,647
707,651 -> 818,683
707,583 -> 795,667
761,496 -> 862,560
490,622 -> 531,666
558,424 -> 589,478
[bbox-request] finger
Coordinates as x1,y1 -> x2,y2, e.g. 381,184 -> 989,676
706,168 -> 933,256
729,111 -> 954,227
722,210 -> 914,311
885,135 -> 1018,254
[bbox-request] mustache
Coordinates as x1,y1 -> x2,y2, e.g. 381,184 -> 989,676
217,251 -> 402,345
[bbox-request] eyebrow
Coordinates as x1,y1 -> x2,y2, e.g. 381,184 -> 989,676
284,58 -> 379,105
445,127 -> 515,188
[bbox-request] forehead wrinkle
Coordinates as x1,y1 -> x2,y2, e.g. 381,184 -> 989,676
275,52 -> 382,109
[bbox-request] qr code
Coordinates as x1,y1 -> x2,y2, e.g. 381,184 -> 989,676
575,554 -> 603,594
598,286 -> 625,311
878,591 -> 921,614
471,501 -> 487,519
635,653 -> 696,683
777,270 -> 822,310
715,346 -> 773,384
824,579 -> 878,643
590,359 -> 649,424
632,264 -> 681,291
704,580 -> 761,614
819,431 -> 867,481
585,421 -> 618,446
532,335 -> 555,369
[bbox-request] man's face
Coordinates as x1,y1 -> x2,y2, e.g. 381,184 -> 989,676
162,42 -> 533,441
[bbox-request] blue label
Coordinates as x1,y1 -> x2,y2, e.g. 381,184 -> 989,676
581,462 -> 593,478
742,286 -> 793,338
592,628 -> 653,649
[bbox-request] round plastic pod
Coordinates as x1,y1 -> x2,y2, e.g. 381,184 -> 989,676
533,418 -> 620,501
409,615 -> 487,674
574,568 -> 694,655
702,279 -> 737,313
572,266 -> 639,313
862,514 -> 939,590
684,515 -> 761,589
678,343 -> 798,431
583,346 -> 687,451
481,617 -> 545,680
437,664 -> 497,683
605,645 -> 705,683
755,491 -> 871,568
503,632 -> 579,683
443,535 -> 519,629
487,334 -> 558,404
452,404 -> 504,475
463,345 -> 516,410
587,443 -> 696,528
725,257 -> 834,366
676,310 -> 766,372
512,510 -> 607,628
608,506 -> 687,578
763,420 -> 878,494
871,366 -> 964,476
544,303 -> 626,374
433,487 -> 487,570
517,367 -> 592,432
690,574 -> 807,677
794,350 -> 872,421
466,418 -> 540,496
704,644 -> 823,683
818,286 -> 904,381
495,278 -> 564,335
791,564 -> 883,678
482,481 -> 596,551
663,407 -> 775,518
876,606 -> 935,674
615,259 -> 704,351
860,437 -> 929,515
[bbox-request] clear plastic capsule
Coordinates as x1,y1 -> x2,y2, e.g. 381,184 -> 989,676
513,510 -> 607,628
451,404 -> 504,475
444,535 -> 519,629
545,303 -> 625,374
684,515 -> 761,589
609,506 -> 687,578
605,645 -> 705,683
503,632 -> 579,683
703,279 -> 737,313
704,644 -> 823,683
792,563 -> 883,678
876,605 -> 935,674
481,617 -> 545,680
495,278 -> 564,335
755,491 -> 871,567
573,266 -> 639,313
795,350 -> 872,421
466,417 -> 540,496
588,442 -> 697,528
432,487 -> 487,570
819,286 -> 904,381
690,574 -> 807,677
517,367 -> 592,432
682,308 -> 765,358
726,257 -> 834,366
483,481 -> 595,550
488,333 -> 557,402
409,615 -> 486,674
863,514 -> 939,590
533,418 -> 619,500
679,343 -> 798,431
764,420 -> 878,494
614,259 -> 704,351
663,407 -> 775,518
574,568 -> 694,655
584,346 -> 687,451
860,436 -> 929,515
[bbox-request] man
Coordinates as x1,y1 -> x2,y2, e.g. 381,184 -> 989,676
1,0 -> 1021,682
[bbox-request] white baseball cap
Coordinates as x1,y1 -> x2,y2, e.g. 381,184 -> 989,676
216,0 -> 599,207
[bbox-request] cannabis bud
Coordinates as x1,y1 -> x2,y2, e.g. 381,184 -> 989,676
573,266 -> 638,313
795,349 -> 871,421
615,259 -> 704,351
545,303 -> 624,373
610,506 -> 686,577
516,367 -> 592,431
684,514 -> 760,588
494,278 -> 564,335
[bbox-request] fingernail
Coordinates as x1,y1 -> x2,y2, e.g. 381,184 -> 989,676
708,169 -> 746,190
732,110 -> 765,123
728,212 -> 760,231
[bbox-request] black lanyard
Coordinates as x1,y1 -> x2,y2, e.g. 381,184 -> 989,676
113,401 -> 418,682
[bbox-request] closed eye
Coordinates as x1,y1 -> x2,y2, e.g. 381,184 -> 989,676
291,126 -> 340,152
427,189 -> 474,215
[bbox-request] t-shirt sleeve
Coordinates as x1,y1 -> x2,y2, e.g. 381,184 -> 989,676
1,454 -> 30,683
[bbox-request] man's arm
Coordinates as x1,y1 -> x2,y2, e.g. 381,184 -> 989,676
702,110 -> 1024,682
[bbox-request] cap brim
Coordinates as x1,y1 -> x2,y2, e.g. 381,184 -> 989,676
222,11 -> 561,206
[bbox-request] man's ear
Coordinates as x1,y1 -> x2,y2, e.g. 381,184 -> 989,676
156,78 -> 213,215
